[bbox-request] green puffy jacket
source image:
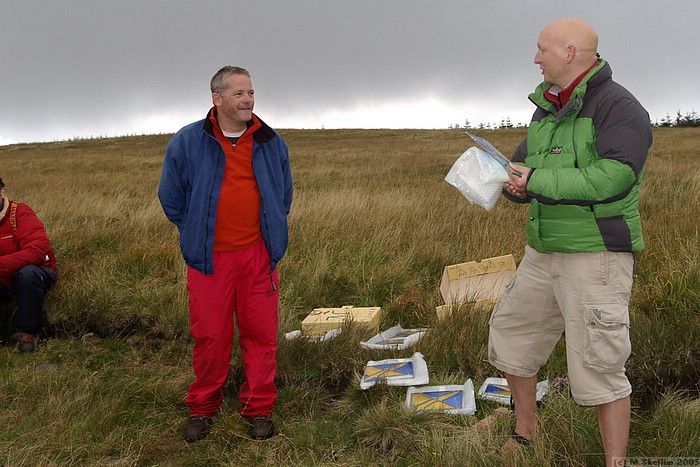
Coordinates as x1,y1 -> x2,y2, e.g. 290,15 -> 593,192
509,59 -> 653,253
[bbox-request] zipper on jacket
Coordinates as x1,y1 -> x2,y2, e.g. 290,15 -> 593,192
572,118 -> 579,169
260,189 -> 278,290
261,199 -> 275,275
251,143 -> 277,277
204,136 -> 223,275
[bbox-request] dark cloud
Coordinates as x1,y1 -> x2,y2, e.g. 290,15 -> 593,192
1,0 -> 698,144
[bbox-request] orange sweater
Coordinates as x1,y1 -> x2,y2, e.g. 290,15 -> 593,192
210,112 -> 263,251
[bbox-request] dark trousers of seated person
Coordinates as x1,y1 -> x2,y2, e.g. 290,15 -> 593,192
0,265 -> 57,335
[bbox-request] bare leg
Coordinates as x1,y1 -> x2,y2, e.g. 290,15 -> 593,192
597,396 -> 630,467
505,373 -> 538,438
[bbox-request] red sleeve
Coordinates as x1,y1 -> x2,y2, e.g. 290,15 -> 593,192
0,204 -> 54,279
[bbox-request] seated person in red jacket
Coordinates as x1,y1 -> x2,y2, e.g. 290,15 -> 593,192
0,178 -> 58,352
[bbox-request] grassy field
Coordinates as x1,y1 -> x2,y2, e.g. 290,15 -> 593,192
0,127 -> 698,466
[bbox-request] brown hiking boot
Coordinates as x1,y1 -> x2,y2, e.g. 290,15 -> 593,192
9,333 -> 37,353
248,415 -> 275,440
184,416 -> 212,442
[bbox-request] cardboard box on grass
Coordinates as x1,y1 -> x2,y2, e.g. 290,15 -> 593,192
301,305 -> 382,337
436,254 -> 516,319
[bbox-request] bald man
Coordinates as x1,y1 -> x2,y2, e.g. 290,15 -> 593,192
487,18 -> 652,466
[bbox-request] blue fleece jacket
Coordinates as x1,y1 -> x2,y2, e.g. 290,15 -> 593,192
158,110 -> 293,275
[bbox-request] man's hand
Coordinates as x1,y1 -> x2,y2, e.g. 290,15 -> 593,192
504,163 -> 531,198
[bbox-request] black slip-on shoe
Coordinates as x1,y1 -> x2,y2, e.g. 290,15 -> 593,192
508,428 -> 531,446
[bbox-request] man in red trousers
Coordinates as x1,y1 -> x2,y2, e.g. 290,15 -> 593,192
159,66 -> 293,442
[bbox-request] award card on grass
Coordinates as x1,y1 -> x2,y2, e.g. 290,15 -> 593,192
477,377 -> 550,405
406,379 -> 476,415
360,352 -> 429,390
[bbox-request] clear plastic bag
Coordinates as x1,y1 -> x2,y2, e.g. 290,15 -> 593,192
445,146 -> 509,211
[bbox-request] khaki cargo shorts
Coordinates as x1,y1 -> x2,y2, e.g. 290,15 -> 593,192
488,246 -> 634,406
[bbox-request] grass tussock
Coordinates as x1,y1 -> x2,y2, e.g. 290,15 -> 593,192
0,128 -> 698,465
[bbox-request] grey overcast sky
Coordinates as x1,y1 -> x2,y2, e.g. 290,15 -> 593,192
1,1 -> 698,145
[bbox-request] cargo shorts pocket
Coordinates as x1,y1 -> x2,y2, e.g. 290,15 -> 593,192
581,293 -> 631,373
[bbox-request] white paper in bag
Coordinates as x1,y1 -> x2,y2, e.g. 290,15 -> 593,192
445,147 -> 509,211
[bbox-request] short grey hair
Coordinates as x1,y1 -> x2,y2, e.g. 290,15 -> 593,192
210,66 -> 250,94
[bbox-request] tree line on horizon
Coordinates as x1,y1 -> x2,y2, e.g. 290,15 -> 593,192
450,109 -> 700,130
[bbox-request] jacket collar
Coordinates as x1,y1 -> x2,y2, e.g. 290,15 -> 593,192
544,60 -> 599,110
203,107 -> 277,144
530,59 -> 611,122
0,197 -> 9,221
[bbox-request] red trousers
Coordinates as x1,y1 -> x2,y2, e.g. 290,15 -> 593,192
185,240 -> 279,418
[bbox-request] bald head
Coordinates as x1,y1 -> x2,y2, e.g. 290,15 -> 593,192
535,18 -> 599,88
